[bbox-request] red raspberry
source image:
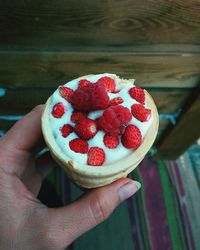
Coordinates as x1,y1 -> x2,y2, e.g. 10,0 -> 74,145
103,135 -> 119,149
60,124 -> 73,138
109,97 -> 124,106
98,105 -> 132,136
87,147 -> 105,166
69,138 -> 88,154
131,104 -> 151,122
114,105 -> 132,123
71,83 -> 109,111
74,118 -> 97,140
122,125 -> 142,149
129,86 -> 145,105
59,86 -> 74,102
71,111 -> 86,123
78,79 -> 91,88
51,103 -> 65,118
96,76 -> 115,92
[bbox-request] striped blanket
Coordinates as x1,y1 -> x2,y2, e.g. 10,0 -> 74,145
42,149 -> 200,250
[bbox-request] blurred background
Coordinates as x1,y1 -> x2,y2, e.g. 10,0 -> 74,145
0,1 -> 200,249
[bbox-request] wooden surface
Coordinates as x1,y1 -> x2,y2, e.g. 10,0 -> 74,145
155,85 -> 200,159
0,52 -> 200,89
0,0 -> 200,52
1,0 -> 200,158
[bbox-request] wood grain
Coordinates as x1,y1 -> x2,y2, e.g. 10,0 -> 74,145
0,0 -> 200,52
0,52 -> 200,89
155,85 -> 200,159
0,88 -> 190,115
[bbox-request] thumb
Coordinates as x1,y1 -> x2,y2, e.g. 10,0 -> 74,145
45,178 -> 141,249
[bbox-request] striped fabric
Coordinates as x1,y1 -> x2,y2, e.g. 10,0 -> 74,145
46,150 -> 200,250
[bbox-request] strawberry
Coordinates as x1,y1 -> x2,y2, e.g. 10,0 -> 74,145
103,135 -> 119,149
74,118 -> 97,140
60,124 -> 73,138
109,97 -> 124,106
51,103 -> 65,118
87,147 -> 105,166
96,76 -> 116,92
59,86 -> 74,102
98,105 -> 132,136
71,111 -> 86,123
131,104 -> 151,122
121,125 -> 142,149
71,82 -> 109,111
78,79 -> 91,88
69,138 -> 88,154
129,86 -> 145,105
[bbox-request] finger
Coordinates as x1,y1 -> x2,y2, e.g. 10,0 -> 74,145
21,151 -> 56,196
35,151 -> 57,180
45,178 -> 141,248
3,105 -> 44,153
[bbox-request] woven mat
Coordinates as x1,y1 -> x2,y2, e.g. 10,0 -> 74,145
43,149 -> 200,250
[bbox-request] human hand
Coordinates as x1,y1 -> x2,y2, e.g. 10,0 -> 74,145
0,105 -> 141,250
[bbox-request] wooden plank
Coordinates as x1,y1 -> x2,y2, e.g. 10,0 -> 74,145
0,52 -> 200,88
0,120 -> 17,131
0,88 -> 190,115
155,85 -> 200,159
0,1 -> 200,52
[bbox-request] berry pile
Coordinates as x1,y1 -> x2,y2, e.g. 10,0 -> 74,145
51,76 -> 152,166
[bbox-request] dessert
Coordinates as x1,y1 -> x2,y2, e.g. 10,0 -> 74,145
42,73 -> 159,188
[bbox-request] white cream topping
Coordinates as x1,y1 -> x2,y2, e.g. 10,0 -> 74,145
48,73 -> 153,165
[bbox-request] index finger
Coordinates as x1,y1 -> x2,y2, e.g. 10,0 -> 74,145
3,105 -> 45,152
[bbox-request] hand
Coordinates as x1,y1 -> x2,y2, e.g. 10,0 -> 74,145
0,105 -> 141,250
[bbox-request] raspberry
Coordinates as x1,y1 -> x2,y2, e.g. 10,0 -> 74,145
131,104 -> 151,122
129,86 -> 145,105
98,105 -> 132,136
74,118 -> 97,140
78,79 -> 91,88
51,103 -> 65,118
71,83 -> 109,111
87,147 -> 105,166
103,135 -> 119,149
60,124 -> 73,138
122,125 -> 142,149
109,97 -> 124,106
59,86 -> 74,102
71,111 -> 86,123
69,138 -> 88,154
96,76 -> 115,92
114,105 -> 132,123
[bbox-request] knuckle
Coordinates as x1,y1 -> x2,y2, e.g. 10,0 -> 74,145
90,191 -> 112,224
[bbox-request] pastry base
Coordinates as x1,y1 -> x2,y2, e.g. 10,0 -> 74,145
42,76 -> 159,189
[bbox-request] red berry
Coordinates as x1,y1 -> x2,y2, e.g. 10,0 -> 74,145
122,125 -> 142,149
131,104 -> 151,122
98,105 -> 132,136
71,83 -> 109,111
103,135 -> 119,149
69,138 -> 88,154
71,111 -> 86,123
78,79 -> 91,88
96,76 -> 115,92
51,103 -> 65,118
129,86 -> 145,105
59,86 -> 74,102
109,97 -> 124,106
87,147 -> 105,166
60,124 -> 73,137
74,118 -> 97,140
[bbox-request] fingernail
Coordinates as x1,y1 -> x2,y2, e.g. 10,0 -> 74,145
118,180 -> 141,201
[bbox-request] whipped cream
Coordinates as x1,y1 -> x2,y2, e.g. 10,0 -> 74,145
48,73 -> 153,165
